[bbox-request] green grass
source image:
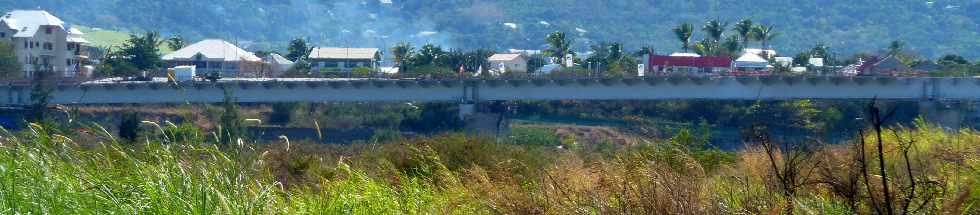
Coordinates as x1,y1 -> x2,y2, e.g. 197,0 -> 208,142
76,26 -> 174,54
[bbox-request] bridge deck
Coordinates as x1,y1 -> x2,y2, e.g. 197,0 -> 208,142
2,77 -> 979,105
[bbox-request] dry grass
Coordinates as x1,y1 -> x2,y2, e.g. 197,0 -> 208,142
1,119 -> 978,214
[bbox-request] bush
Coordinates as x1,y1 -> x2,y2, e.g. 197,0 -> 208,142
507,127 -> 561,146
269,102 -> 297,126
118,112 -> 141,142
352,66 -> 372,77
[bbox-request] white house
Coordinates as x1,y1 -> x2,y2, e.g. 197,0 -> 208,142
743,48 -> 777,58
735,53 -> 772,71
773,57 -> 793,67
488,53 -> 527,74
0,10 -> 89,78
261,53 -> 294,77
307,47 -> 380,72
162,39 -> 261,77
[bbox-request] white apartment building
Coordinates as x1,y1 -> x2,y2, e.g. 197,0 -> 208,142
0,10 -> 89,78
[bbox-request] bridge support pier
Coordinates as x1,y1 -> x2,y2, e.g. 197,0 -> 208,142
459,102 -> 510,137
459,103 -> 475,120
918,100 -> 972,130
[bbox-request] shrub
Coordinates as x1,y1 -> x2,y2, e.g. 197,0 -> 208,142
507,127 -> 560,146
269,102 -> 297,126
118,112 -> 141,142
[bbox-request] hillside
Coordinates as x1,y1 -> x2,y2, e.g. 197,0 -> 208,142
3,0 -> 979,58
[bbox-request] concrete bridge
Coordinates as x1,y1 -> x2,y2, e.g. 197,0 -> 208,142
3,76 -> 979,129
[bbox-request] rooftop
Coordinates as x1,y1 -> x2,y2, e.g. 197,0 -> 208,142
263,53 -> 294,65
163,39 -> 261,62
488,53 -> 523,61
1,10 -> 65,37
308,47 -> 379,60
649,55 -> 731,68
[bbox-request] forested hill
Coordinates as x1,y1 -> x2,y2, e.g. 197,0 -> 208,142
4,0 -> 979,58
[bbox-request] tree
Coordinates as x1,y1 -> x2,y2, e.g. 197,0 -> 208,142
631,45 -> 656,57
219,89 -> 244,144
391,42 -> 415,70
697,19 -> 730,57
672,23 -> 694,53
119,31 -> 164,71
606,42 -> 624,62
702,19 -> 728,43
585,42 -> 612,69
166,35 -> 185,51
887,40 -> 905,55
269,102 -> 297,126
734,19 -> 754,49
0,42 -> 22,80
937,54 -> 968,66
97,57 -> 139,77
545,31 -> 573,65
751,24 -> 777,56
286,38 -> 311,62
282,60 -> 312,78
693,38 -> 718,57
464,49 -> 494,71
416,44 -> 445,66
27,68 -> 52,122
723,34 -> 742,57
119,112 -> 141,142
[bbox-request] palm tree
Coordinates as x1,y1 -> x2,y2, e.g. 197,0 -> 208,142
166,36 -> 185,51
631,45 -> 655,57
887,40 -> 904,55
734,19 -> 754,49
607,42 -> 624,62
723,34 -> 742,57
545,31 -> 572,65
693,38 -> 717,56
702,19 -> 728,42
286,38 -> 311,62
672,23 -> 694,53
391,43 -> 414,68
417,44 -> 444,66
752,24 -> 777,51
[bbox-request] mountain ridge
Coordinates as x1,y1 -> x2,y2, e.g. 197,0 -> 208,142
3,0 -> 978,59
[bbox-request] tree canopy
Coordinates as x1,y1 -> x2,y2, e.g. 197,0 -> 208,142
0,42 -> 21,80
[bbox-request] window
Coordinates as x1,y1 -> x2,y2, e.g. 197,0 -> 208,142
45,27 -> 52,34
24,41 -> 28,48
1,32 -> 5,37
66,59 -> 71,65
43,42 -> 53,50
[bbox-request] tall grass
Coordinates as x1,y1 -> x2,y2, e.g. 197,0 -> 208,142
0,120 -> 977,214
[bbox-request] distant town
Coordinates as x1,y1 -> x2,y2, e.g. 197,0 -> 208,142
1,10 -> 977,83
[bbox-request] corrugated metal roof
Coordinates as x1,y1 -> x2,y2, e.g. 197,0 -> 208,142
488,53 -> 523,61
649,55 -> 731,68
1,10 -> 65,38
735,53 -> 771,68
66,27 -> 88,43
308,47 -> 379,60
735,53 -> 768,63
162,39 -> 261,62
263,53 -> 293,65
